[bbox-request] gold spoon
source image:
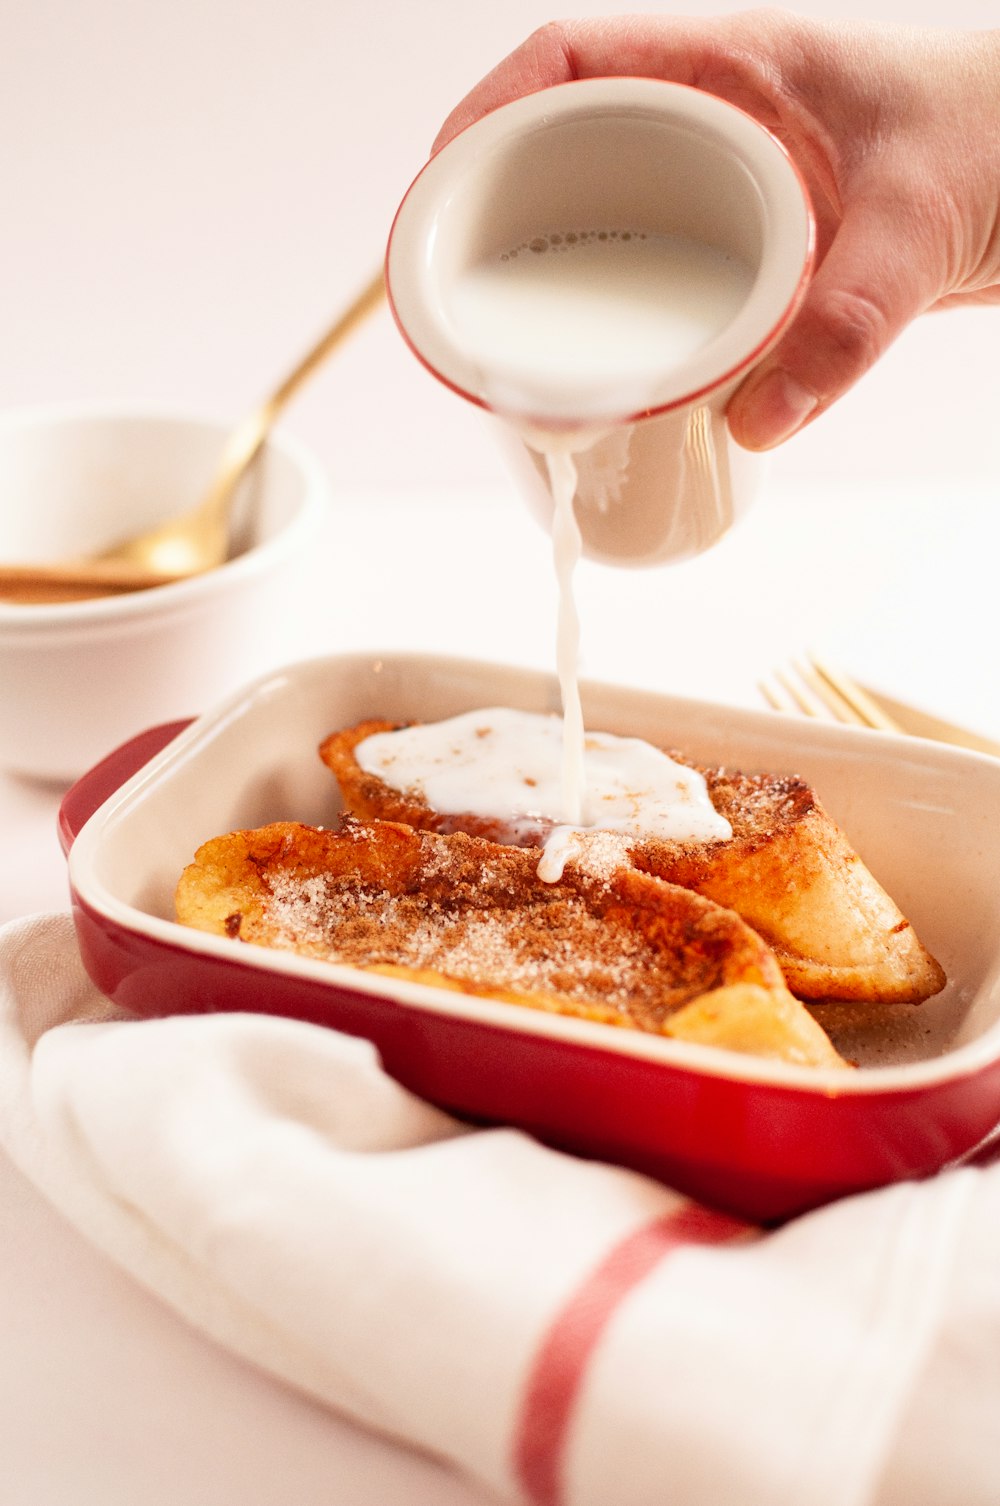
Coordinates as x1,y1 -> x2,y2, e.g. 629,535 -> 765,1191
0,269 -> 386,605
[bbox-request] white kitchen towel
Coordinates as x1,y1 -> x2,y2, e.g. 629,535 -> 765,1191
1,911 -> 998,1506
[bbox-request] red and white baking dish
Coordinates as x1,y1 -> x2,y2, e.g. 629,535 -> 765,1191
59,652 -> 1000,1222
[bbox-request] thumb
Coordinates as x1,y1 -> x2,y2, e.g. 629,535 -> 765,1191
727,196 -> 936,450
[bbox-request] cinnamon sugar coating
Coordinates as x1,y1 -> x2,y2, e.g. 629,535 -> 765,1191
175,818 -> 847,1068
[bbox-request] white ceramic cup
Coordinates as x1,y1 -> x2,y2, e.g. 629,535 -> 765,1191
0,404 -> 331,782
387,77 -> 814,567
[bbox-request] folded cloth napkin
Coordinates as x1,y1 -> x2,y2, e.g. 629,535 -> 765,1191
2,913 -> 999,1506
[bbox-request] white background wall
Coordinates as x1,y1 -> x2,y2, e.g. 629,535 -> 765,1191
2,0 -> 997,501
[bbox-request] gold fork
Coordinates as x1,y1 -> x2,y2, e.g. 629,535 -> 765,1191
760,652 -> 1000,758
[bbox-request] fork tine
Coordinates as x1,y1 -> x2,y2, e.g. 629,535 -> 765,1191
807,653 -> 903,733
769,664 -> 831,719
760,656 -> 905,733
758,678 -> 792,714
794,657 -> 868,726
764,655 -> 996,753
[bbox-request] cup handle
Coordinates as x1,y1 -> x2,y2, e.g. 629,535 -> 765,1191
58,720 -> 194,855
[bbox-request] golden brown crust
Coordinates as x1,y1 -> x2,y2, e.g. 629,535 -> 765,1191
633,769 -> 945,1004
175,818 -> 847,1068
319,720 -> 428,827
319,719 -> 945,1006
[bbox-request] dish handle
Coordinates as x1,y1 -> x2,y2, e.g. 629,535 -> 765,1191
58,720 -> 194,855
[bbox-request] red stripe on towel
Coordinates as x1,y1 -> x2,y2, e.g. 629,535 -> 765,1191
513,1203 -> 749,1506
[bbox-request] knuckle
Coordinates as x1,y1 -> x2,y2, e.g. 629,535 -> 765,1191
812,287 -> 891,380
514,19 -> 580,82
529,20 -> 574,59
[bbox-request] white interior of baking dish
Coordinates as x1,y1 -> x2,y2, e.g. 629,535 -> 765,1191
67,651 -> 1000,1092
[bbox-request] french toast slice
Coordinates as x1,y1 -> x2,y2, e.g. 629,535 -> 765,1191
175,818 -> 847,1068
318,719 -> 945,1005
633,762 -> 946,1004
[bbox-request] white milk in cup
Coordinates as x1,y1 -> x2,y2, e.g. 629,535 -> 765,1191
386,77 -> 814,568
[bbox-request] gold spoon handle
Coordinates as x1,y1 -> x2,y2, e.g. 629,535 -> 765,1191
197,268 -> 387,525
270,267 -> 387,414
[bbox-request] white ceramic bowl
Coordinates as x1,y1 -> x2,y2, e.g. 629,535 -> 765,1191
0,404 -> 331,783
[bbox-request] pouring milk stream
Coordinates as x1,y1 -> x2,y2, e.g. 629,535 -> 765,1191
368,226 -> 746,876
382,79 -> 814,874
464,227 -> 754,829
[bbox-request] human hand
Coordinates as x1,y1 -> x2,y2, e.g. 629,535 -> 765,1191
433,13 -> 1000,449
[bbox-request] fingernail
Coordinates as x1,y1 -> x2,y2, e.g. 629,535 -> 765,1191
734,369 -> 819,450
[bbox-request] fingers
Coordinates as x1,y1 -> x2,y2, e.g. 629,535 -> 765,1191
433,23 -> 577,153
727,196 -> 938,449
432,16 -> 718,153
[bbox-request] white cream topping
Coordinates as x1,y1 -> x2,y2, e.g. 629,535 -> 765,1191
355,707 -> 732,881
